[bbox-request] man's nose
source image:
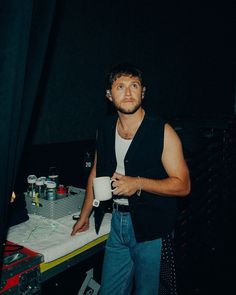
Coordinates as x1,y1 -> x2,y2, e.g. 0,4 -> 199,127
125,87 -> 131,96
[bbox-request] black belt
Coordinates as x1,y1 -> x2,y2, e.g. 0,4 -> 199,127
113,202 -> 130,212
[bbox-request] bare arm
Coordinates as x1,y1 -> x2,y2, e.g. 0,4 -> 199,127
139,124 -> 190,197
71,153 -> 97,235
112,124 -> 190,198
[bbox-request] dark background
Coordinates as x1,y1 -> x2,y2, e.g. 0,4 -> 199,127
30,1 -> 235,144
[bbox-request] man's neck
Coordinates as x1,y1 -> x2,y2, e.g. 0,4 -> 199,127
116,108 -> 145,140
117,108 -> 145,130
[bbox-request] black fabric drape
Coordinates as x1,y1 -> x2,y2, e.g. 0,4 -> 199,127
0,0 -> 57,264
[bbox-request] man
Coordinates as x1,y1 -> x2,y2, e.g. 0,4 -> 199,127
71,63 -> 190,295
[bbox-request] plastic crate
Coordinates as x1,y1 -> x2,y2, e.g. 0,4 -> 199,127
25,187 -> 85,220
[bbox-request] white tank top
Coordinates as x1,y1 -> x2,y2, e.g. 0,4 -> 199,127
114,129 -> 132,205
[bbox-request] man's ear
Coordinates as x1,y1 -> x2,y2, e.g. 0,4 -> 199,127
106,90 -> 112,101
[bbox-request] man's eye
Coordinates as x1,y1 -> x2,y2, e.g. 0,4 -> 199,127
131,83 -> 139,88
117,85 -> 123,90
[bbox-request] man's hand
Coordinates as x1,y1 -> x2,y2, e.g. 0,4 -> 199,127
71,216 -> 89,236
112,172 -> 139,197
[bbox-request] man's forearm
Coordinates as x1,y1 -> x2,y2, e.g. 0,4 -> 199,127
80,166 -> 96,218
139,175 -> 190,197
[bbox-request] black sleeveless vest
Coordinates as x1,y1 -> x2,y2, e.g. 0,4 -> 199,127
96,113 -> 177,242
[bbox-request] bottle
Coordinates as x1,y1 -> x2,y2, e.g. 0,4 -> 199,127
36,177 -> 45,198
45,180 -> 57,200
40,176 -> 47,198
57,184 -> 67,199
48,167 -> 59,188
27,175 -> 37,198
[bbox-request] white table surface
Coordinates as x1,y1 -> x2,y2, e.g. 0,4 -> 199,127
7,212 -> 111,263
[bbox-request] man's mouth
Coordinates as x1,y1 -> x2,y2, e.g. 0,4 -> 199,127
122,99 -> 134,103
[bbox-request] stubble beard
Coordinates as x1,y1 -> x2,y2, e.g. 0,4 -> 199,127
113,100 -> 142,115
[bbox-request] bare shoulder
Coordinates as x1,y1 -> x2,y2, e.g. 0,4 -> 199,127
162,123 -> 186,165
162,123 -> 189,179
164,123 -> 182,147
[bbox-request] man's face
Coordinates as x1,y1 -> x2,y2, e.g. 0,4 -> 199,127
107,75 -> 145,114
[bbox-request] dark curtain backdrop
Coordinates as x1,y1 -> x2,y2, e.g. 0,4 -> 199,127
0,0 -> 57,262
32,1 -> 235,145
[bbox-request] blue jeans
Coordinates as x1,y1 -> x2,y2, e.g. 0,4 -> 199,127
99,211 -> 162,295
